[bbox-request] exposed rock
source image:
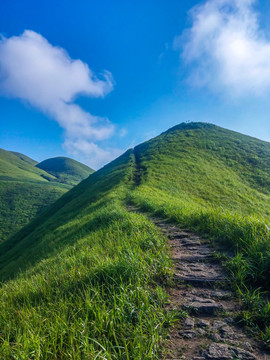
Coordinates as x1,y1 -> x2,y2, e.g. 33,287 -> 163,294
177,263 -> 225,280
202,343 -> 232,359
184,317 -> 195,329
210,332 -> 222,342
197,319 -> 210,328
179,330 -> 197,339
188,297 -> 224,315
181,238 -> 201,246
230,346 -> 257,359
212,320 -> 227,330
167,231 -> 188,239
211,290 -> 232,300
180,330 -> 197,339
220,325 -> 235,339
197,328 -> 206,336
201,343 -> 257,359
145,214 -> 267,360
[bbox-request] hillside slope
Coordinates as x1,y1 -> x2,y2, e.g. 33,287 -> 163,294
1,123 -> 270,358
10,151 -> 38,166
132,122 -> 270,215
0,149 -> 93,242
36,156 -> 94,185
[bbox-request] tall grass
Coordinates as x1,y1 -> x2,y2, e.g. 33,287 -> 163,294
0,151 -> 176,359
0,198 -> 174,359
127,123 -> 270,344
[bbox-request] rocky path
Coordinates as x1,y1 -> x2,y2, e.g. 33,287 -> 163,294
151,218 -> 270,360
127,205 -> 270,359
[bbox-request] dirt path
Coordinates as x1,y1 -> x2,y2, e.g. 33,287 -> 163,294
155,218 -> 270,360
128,205 -> 270,359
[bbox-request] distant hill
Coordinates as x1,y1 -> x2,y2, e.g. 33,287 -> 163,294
0,149 -> 93,242
1,122 -> 270,358
36,157 -> 94,185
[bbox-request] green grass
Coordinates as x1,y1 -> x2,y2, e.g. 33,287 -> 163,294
129,122 -> 270,344
0,180 -> 68,243
0,150 -> 173,359
36,156 -> 94,186
0,149 -> 92,242
1,122 -> 270,357
11,151 -> 38,166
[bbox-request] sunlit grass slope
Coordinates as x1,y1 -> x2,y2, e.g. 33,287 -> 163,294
0,149 -> 91,242
132,122 -> 270,214
0,149 -> 56,182
36,156 -> 94,185
0,150 -> 172,359
129,122 -> 270,340
10,151 -> 38,166
1,122 -> 270,358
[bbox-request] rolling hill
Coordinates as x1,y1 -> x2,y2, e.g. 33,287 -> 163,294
0,149 -> 93,242
36,156 -> 94,185
10,151 -> 38,166
1,122 -> 270,358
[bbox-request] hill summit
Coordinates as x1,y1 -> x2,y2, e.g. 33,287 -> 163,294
36,157 -> 94,186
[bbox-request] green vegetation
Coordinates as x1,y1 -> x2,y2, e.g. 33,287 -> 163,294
11,151 -> 38,166
36,156 -> 94,185
1,122 -> 270,358
129,122 -> 270,344
0,150 -> 173,359
0,149 -> 93,242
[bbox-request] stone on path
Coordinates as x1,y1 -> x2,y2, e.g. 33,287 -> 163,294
201,343 -> 257,360
184,317 -> 195,328
185,297 -> 224,315
164,222 -> 269,359
126,208 -> 270,360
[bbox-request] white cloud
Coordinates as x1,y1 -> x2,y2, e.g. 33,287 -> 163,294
119,128 -> 128,138
63,138 -> 123,170
175,0 -> 270,96
0,30 -> 117,167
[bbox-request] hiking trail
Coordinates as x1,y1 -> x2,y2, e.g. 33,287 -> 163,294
127,205 -> 270,360
129,147 -> 270,359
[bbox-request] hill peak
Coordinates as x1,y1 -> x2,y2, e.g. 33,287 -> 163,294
36,156 -> 94,185
164,121 -> 214,132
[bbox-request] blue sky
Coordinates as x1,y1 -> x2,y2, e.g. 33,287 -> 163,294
1,0 -> 270,168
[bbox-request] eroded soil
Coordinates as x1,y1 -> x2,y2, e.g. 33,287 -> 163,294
151,219 -> 270,360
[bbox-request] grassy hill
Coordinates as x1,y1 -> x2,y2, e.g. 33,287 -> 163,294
0,149 -> 93,242
10,151 -> 38,166
1,122 -> 270,358
36,156 -> 94,185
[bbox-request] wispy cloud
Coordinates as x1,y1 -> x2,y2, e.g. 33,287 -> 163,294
63,139 -> 122,170
175,0 -> 270,96
0,30 -> 118,167
119,128 -> 128,138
